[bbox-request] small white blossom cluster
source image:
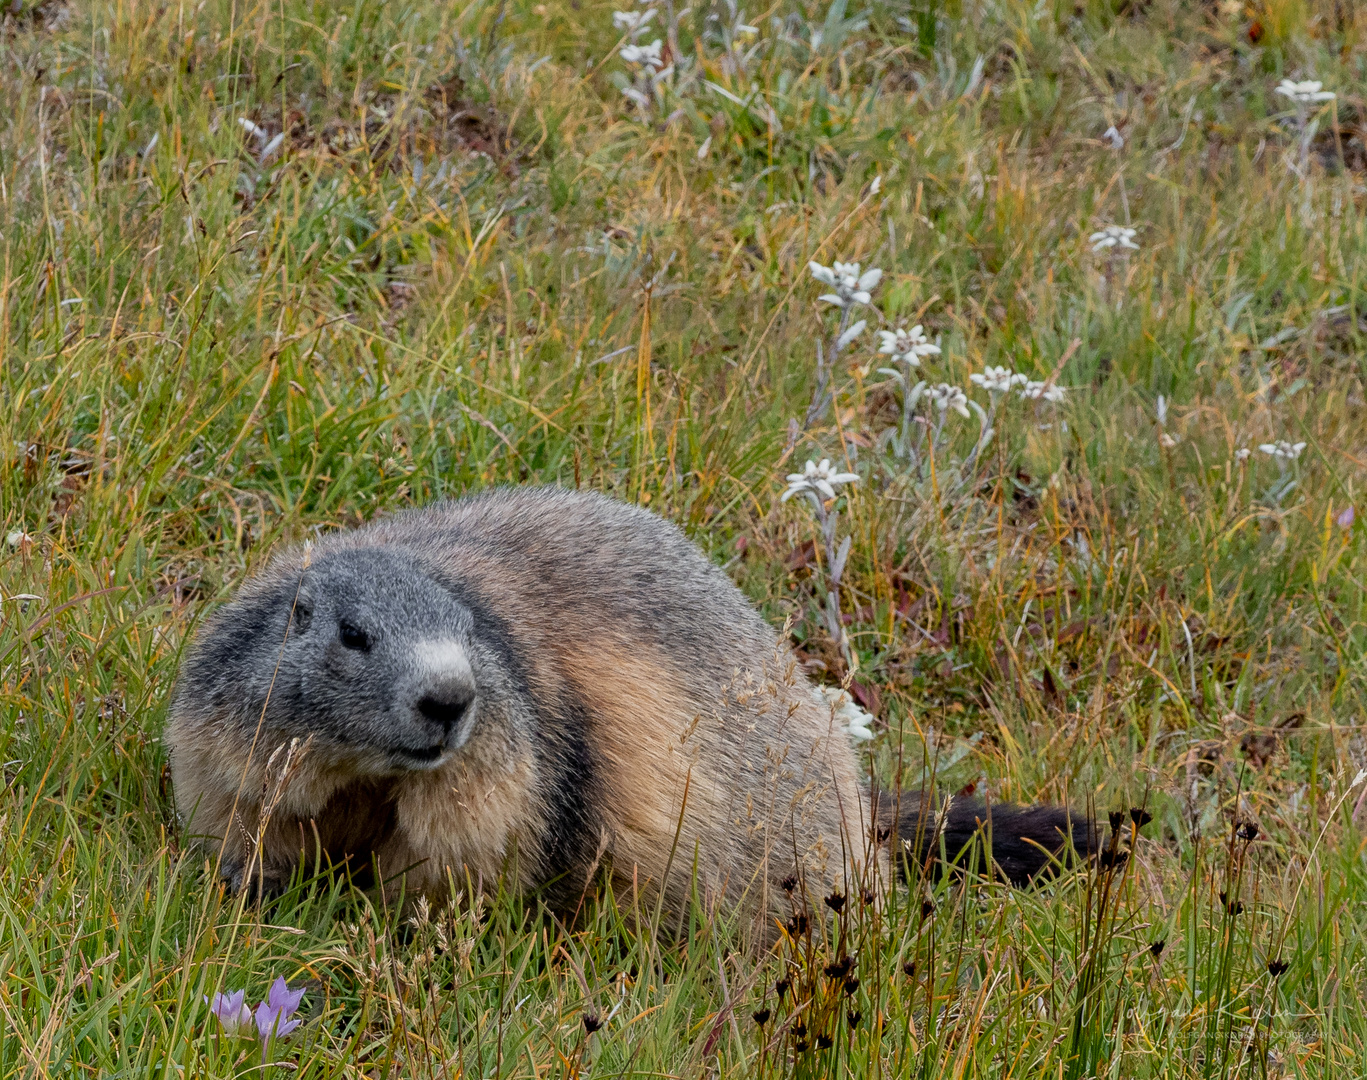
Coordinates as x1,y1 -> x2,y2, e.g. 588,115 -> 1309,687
613,7 -> 655,34
878,325 -> 940,367
928,383 -> 970,418
1018,379 -> 1066,403
615,3 -> 669,110
1275,79 -> 1335,106
619,39 -> 663,66
809,261 -> 882,309
1259,440 -> 1306,461
782,458 -> 859,502
1090,225 -> 1139,253
819,685 -> 876,742
970,365 -> 1028,394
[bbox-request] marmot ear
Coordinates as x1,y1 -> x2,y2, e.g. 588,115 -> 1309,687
291,599 -> 313,634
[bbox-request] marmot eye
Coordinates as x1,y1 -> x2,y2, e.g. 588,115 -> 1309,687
339,621 -> 371,651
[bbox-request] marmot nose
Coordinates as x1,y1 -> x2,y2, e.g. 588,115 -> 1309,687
416,692 -> 470,740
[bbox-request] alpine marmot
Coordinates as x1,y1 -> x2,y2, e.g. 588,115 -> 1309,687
167,487 -> 1093,932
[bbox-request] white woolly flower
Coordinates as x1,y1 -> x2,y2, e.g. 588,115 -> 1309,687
1102,125 -> 1124,150
1275,79 -> 1335,106
1090,225 -> 1139,253
782,458 -> 860,502
877,325 -> 940,366
1235,447 -> 1252,463
969,365 -> 1025,394
620,39 -> 664,67
819,686 -> 876,742
1019,380 -> 1066,403
6,529 -> 32,548
1258,440 -> 1306,461
613,8 -> 655,33
1159,432 -> 1179,448
809,260 -> 882,308
928,383 -> 970,418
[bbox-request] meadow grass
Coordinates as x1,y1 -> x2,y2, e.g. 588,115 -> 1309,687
2,0 -> 1366,1073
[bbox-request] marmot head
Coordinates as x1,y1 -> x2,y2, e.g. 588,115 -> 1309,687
177,545 -> 490,774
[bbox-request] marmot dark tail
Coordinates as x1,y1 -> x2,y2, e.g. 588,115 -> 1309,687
886,792 -> 1097,886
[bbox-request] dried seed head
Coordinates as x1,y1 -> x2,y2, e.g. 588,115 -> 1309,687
1108,809 -> 1124,830
780,875 -> 798,894
843,976 -> 860,996
861,888 -> 875,906
1267,959 -> 1289,977
847,1009 -> 862,1029
1130,807 -> 1153,828
1150,940 -> 1166,958
902,960 -> 917,978
582,1012 -> 603,1034
786,912 -> 810,936
774,977 -> 791,1001
921,899 -> 935,918
792,1021 -> 807,1038
815,1034 -> 834,1050
1237,822 -> 1259,842
824,891 -> 846,914
752,1007 -> 771,1026
794,1040 -> 809,1053
1220,891 -> 1244,916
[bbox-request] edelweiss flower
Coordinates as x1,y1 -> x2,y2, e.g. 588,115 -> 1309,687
928,383 -> 970,418
1275,79 -> 1335,106
809,260 -> 882,308
969,365 -> 1026,393
819,686 -> 876,742
620,39 -> 664,67
612,8 -> 655,32
1258,440 -> 1306,461
1090,225 -> 1139,253
782,458 -> 859,502
877,325 -> 940,365
1019,380 -> 1066,403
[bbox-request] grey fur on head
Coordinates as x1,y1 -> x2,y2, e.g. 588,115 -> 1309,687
177,546 -> 494,774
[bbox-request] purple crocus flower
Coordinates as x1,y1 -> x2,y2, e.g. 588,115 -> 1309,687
253,977 -> 306,1041
1338,505 -> 1356,530
206,989 -> 254,1034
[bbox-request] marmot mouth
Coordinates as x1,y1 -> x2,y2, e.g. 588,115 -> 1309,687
391,743 -> 446,764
